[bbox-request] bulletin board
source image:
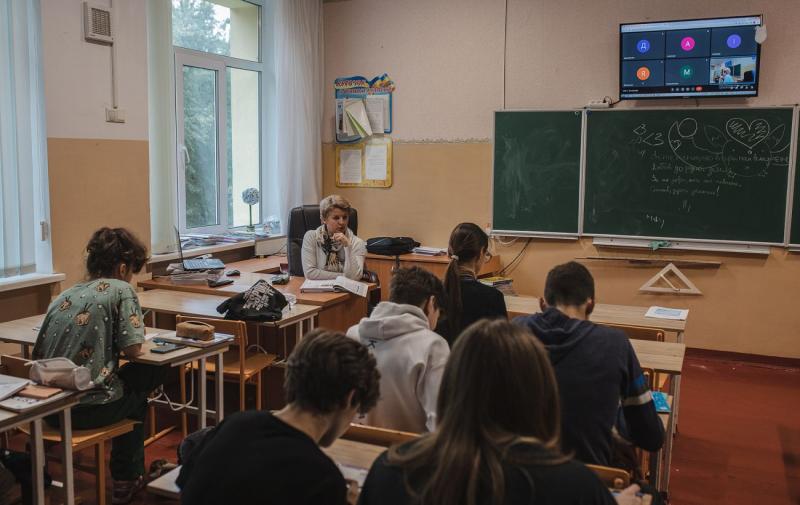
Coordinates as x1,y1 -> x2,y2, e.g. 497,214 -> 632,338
335,136 -> 393,188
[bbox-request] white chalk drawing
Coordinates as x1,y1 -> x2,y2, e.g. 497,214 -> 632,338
666,117 -> 788,177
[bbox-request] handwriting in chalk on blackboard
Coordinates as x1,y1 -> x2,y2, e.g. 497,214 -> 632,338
645,214 -> 666,229
630,124 -> 664,146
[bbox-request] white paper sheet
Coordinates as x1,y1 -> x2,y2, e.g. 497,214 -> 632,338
364,144 -> 387,180
365,96 -> 385,132
339,149 -> 362,184
645,306 -> 689,320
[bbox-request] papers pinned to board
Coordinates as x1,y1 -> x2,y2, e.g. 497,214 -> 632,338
335,137 -> 392,188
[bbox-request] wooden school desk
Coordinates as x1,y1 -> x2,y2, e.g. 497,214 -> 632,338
365,253 -> 502,301
0,391 -> 84,505
0,315 -> 229,431
139,272 -> 371,331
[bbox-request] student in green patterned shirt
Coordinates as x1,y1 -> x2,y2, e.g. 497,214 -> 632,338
33,227 -> 166,504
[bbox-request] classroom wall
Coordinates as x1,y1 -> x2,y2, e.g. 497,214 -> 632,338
42,0 -> 151,288
322,0 -> 800,358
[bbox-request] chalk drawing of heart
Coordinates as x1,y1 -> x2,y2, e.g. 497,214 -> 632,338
725,118 -> 770,149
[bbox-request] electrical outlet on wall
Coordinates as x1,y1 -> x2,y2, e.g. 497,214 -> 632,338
105,107 -> 125,123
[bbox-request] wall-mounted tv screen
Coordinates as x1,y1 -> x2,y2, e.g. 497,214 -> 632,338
620,15 -> 761,99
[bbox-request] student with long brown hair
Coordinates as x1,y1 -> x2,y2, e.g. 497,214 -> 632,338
358,319 -> 622,505
435,223 -> 507,345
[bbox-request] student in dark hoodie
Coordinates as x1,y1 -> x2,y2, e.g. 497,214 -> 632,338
177,329 -> 380,505
513,261 -> 664,467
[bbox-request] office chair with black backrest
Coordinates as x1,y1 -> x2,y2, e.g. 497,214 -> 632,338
287,205 -> 380,311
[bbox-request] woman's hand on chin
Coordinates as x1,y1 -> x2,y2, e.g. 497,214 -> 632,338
331,232 -> 350,247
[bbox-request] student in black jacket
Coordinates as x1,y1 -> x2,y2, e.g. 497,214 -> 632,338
513,261 -> 664,467
177,329 -> 380,505
435,222 -> 507,345
358,319 -> 638,505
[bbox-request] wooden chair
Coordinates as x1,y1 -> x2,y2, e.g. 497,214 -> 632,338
20,420 -> 138,505
586,463 -> 631,490
176,315 -> 276,417
342,423 -> 418,448
603,323 -> 665,342
603,323 -> 670,391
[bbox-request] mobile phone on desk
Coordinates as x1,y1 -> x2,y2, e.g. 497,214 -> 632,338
271,273 -> 289,285
208,278 -> 234,288
151,342 -> 186,354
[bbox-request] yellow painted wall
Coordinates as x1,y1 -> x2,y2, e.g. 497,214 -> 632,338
48,138 -> 152,287
323,142 -> 800,359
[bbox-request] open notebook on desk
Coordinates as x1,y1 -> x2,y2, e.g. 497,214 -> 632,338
301,277 -> 368,298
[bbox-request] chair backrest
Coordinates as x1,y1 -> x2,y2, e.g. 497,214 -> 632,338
176,315 -> 247,374
342,423 -> 418,448
602,323 -> 665,342
0,354 -> 30,379
287,205 -> 359,277
585,464 -> 631,490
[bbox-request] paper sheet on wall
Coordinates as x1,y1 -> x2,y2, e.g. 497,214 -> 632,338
339,149 -> 363,184
345,100 -> 372,137
365,96 -> 385,132
364,144 -> 387,180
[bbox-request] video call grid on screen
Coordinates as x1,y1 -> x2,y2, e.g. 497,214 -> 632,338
619,16 -> 761,99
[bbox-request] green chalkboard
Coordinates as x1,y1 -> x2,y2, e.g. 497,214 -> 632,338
492,111 -> 582,234
791,125 -> 800,245
584,108 -> 793,244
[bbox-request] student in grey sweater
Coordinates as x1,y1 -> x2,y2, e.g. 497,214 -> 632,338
301,194 -> 366,280
347,267 -> 449,433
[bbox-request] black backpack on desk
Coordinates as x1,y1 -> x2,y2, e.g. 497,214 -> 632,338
366,237 -> 419,256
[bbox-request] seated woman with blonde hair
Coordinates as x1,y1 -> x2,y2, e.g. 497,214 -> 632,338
302,194 -> 366,280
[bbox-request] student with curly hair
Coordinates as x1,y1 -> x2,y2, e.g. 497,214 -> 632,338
177,329 -> 381,505
33,227 -> 164,504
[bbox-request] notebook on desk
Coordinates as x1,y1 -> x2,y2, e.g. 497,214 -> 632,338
174,227 -> 225,271
300,277 -> 368,298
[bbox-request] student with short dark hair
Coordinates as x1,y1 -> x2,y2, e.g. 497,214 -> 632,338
513,261 -> 664,467
347,267 -> 448,433
358,319 -> 621,505
177,329 -> 381,505
33,227 -> 164,504
435,222 -> 507,345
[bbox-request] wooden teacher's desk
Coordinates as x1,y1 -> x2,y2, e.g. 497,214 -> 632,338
138,271 -> 370,331
365,253 -> 502,301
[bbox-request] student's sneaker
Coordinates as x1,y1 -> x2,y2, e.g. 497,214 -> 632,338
112,475 -> 145,504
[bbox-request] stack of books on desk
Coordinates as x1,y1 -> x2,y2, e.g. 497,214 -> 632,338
412,246 -> 447,256
166,264 -> 222,285
479,276 -> 516,296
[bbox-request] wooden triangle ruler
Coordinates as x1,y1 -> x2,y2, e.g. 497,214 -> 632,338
639,263 -> 702,295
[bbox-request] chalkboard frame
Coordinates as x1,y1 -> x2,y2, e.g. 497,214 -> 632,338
582,106 -> 798,247
786,108 -> 800,248
490,108 -> 585,238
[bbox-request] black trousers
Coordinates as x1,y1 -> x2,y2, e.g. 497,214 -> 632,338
47,362 -> 168,481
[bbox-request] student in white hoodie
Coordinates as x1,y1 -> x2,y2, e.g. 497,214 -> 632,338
347,267 -> 449,433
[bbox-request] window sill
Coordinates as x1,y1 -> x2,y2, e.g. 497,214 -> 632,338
0,273 -> 66,293
149,235 -> 286,264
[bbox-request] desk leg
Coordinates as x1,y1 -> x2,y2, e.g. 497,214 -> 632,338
199,357 -> 207,429
215,352 -> 224,424
21,344 -> 30,359
59,408 -> 75,505
308,315 -> 315,331
29,419 -> 45,505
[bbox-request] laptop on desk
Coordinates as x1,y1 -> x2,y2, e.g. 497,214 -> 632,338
175,228 -> 225,271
